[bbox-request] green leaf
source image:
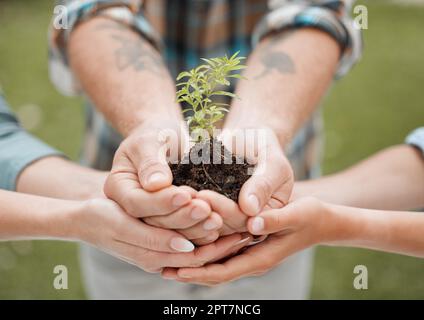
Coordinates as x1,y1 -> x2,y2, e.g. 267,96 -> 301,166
177,71 -> 192,80
210,91 -> 236,98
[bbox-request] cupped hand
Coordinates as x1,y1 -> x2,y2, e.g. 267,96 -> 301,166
161,197 -> 331,285
219,127 -> 294,216
75,198 -> 253,273
104,119 -> 190,213
103,119 -> 221,242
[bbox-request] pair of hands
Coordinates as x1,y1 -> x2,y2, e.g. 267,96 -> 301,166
84,117 -> 296,276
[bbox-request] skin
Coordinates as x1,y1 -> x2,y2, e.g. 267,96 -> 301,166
221,28 -> 340,217
292,145 -> 424,210
68,15 -> 340,237
69,17 -> 220,243
162,144 -> 424,285
0,189 -> 253,273
5,156 -> 254,272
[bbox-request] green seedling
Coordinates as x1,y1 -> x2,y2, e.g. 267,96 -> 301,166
176,51 -> 246,141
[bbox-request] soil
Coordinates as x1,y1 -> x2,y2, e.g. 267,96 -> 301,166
170,139 -> 253,202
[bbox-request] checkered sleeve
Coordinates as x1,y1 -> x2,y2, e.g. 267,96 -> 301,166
48,0 -> 161,96
252,0 -> 363,78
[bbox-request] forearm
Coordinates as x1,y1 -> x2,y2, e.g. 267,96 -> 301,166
226,28 -> 340,146
0,190 -> 80,241
294,145 -> 424,210
325,202 -> 424,258
16,157 -> 107,201
68,16 -> 182,135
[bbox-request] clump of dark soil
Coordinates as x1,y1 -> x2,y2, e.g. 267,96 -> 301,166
170,139 -> 253,202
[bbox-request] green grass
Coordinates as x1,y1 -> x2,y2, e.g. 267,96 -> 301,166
0,0 -> 423,299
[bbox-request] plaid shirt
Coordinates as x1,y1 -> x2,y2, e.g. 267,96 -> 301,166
49,0 -> 362,178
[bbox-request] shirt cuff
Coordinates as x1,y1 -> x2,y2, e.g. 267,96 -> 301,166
0,129 -> 64,191
252,1 -> 363,78
405,127 -> 424,156
49,0 -> 161,96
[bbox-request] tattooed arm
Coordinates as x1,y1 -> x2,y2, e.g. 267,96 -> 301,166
68,17 -> 181,136
220,28 -> 340,216
225,28 -> 340,145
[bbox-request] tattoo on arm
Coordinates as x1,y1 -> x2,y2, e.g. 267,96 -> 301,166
254,32 -> 295,80
96,21 -> 165,74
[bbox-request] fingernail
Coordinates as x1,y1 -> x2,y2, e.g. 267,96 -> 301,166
234,236 -> 252,247
170,238 -> 195,252
178,273 -> 193,279
248,194 -> 260,214
148,172 -> 167,185
203,219 -> 219,231
251,217 -> 264,233
191,206 -> 207,220
172,193 -> 190,207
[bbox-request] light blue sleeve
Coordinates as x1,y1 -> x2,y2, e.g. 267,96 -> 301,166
0,95 -> 64,191
405,127 -> 424,156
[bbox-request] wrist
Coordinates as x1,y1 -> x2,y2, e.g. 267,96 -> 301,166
40,200 -> 83,240
223,120 -> 291,148
129,105 -> 185,133
65,199 -> 98,243
323,202 -> 381,247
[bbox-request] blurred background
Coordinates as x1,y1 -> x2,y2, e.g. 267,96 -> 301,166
0,0 -> 423,299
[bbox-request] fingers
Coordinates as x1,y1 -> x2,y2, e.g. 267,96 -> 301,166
247,209 -> 294,235
144,198 -> 212,229
239,147 -> 294,216
111,233 -> 252,274
191,232 -> 220,246
197,190 -> 248,233
248,197 -> 324,235
160,233 -> 252,269
104,171 -> 192,218
176,212 -> 223,240
117,214 -> 195,253
162,239 -> 274,285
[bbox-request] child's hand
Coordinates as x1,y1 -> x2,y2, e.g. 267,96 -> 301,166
161,197 -> 334,285
247,197 -> 330,237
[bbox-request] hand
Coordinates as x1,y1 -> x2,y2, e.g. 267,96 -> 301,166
220,127 -> 294,216
73,198 -> 253,273
104,119 -> 223,243
143,187 -> 225,245
104,119 -> 190,213
162,197 -> 331,285
186,128 -> 295,238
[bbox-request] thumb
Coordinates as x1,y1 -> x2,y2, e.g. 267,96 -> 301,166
239,149 -> 294,216
129,131 -> 173,192
247,208 -> 294,235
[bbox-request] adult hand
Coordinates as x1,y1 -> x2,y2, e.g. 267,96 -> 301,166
74,198 -> 253,273
143,187 -> 224,245
104,119 -> 223,243
104,119 -> 190,213
162,197 -> 331,285
175,128 -> 294,240
219,127 -> 294,216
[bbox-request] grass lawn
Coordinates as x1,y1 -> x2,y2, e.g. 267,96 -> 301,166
0,0 -> 423,299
